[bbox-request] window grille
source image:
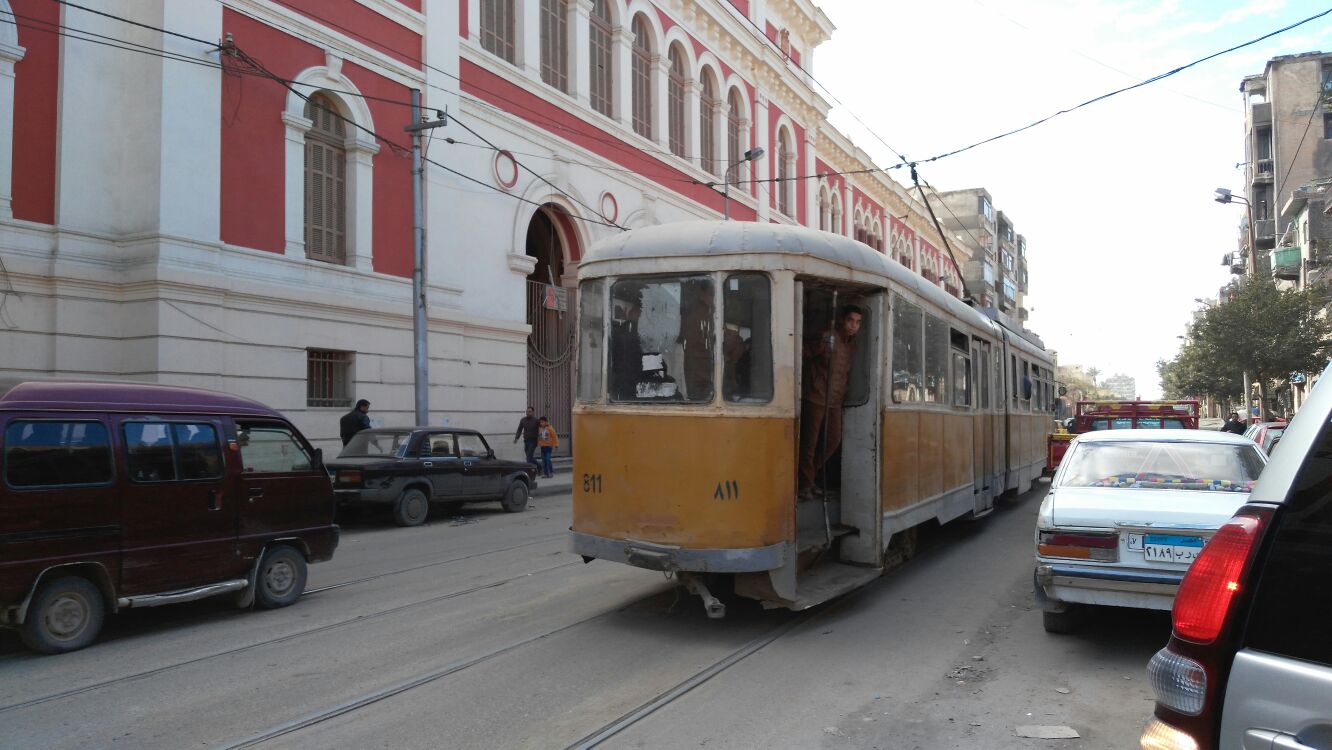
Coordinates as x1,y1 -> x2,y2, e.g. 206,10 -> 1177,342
540,0 -> 568,91
307,349 -> 353,408
480,0 -> 516,64
589,0 -> 613,117
667,46 -> 686,157
304,93 -> 347,265
631,17 -> 652,139
777,128 -> 791,216
727,90 -> 743,185
700,74 -> 718,176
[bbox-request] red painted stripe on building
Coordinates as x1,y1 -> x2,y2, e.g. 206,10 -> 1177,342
269,0 -> 423,69
220,9 -> 414,277
460,58 -> 757,221
459,0 -> 468,38
10,0 -> 60,224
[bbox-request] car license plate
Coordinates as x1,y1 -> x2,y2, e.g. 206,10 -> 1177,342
1142,534 -> 1205,564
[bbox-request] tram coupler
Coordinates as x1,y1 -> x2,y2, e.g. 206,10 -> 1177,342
679,573 -> 727,619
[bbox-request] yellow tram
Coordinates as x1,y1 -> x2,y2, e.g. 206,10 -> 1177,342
570,221 -> 1055,616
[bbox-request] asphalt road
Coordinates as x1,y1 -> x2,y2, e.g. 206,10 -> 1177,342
0,485 -> 1168,749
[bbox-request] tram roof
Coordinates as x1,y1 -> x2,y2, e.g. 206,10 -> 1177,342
584,220 -> 1006,339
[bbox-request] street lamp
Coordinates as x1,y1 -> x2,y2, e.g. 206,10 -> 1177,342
723,147 -> 765,220
1214,187 -> 1258,276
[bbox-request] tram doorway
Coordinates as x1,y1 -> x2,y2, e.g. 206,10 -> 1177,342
795,286 -> 882,569
525,206 -> 577,455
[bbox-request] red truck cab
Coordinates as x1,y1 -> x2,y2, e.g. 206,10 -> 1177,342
1045,400 -> 1201,475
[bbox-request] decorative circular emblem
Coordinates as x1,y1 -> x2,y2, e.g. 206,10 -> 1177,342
494,150 -> 518,190
599,192 -> 618,223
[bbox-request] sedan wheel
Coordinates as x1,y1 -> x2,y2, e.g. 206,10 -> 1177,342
393,488 -> 430,526
501,481 -> 529,513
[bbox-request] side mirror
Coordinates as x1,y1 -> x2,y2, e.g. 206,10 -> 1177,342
487,449 -> 496,460
312,448 -> 324,469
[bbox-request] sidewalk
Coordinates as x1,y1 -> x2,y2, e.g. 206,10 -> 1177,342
531,456 -> 573,498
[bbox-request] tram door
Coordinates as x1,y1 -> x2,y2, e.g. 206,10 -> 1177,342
970,339 -> 991,514
795,286 -> 881,568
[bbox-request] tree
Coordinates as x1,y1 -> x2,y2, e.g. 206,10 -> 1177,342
1163,279 -> 1331,410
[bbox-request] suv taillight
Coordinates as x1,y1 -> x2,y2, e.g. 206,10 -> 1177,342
1173,513 -> 1265,644
1142,506 -> 1274,750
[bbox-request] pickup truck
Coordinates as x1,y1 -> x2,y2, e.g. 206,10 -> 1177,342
1045,399 -> 1201,475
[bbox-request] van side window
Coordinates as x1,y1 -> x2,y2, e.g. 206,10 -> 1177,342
237,423 -> 314,473
4,420 -> 113,488
124,422 -> 224,483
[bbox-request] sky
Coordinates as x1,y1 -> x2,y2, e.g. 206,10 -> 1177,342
812,0 -> 1332,398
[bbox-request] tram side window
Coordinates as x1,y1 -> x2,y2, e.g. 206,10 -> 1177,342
577,280 -> 605,402
952,351 -> 971,407
608,276 -> 715,403
891,297 -> 923,403
923,314 -> 949,404
723,274 -> 773,403
979,347 -> 991,410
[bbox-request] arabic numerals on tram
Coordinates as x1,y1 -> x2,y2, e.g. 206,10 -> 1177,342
582,473 -> 603,494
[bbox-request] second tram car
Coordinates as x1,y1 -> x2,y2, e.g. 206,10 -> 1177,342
570,221 -> 1055,616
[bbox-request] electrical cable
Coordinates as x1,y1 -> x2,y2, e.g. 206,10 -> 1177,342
913,6 -> 1332,165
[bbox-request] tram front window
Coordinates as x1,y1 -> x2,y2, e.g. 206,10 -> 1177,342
723,274 -> 772,403
609,276 -> 714,402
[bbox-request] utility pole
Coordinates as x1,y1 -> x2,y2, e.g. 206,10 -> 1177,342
405,89 -> 448,426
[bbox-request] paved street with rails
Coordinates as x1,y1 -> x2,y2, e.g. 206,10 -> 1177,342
0,481 -> 1168,750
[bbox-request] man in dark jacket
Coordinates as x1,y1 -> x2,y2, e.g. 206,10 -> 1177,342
799,305 -> 863,498
340,399 -> 372,445
1221,412 -> 1247,435
514,406 -> 540,467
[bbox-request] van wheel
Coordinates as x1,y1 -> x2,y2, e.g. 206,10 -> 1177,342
255,546 -> 307,609
20,576 -> 105,654
500,480 -> 529,513
1042,605 -> 1082,634
393,488 -> 430,526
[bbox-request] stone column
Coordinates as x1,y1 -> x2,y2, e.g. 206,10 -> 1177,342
520,0 -> 541,78
0,38 -> 24,220
345,137 -> 381,271
803,129 -> 816,227
753,92 -> 770,222
843,183 -> 852,236
613,28 -> 633,128
281,113 -> 313,258
685,78 -> 701,167
653,54 -> 669,148
571,0 -> 592,107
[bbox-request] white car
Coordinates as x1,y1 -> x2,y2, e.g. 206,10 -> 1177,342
1034,429 -> 1266,633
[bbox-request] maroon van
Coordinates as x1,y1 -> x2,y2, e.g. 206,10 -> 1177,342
0,380 -> 339,654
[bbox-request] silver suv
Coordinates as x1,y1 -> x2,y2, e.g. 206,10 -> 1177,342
1141,367 -> 1332,749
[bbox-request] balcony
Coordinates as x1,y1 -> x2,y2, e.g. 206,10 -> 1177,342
1252,158 -> 1273,183
1272,247 -> 1301,281
1250,100 -> 1272,126
1254,219 -> 1276,250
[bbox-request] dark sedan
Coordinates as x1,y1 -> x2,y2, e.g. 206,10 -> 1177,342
327,428 -> 537,526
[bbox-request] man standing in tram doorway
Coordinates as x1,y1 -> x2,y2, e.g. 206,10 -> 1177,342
799,305 -> 862,500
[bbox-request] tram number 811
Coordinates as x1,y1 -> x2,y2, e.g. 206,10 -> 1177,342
582,474 -> 603,494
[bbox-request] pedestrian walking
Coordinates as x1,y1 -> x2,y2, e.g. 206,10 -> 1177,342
339,399 -> 372,446
513,406 -> 540,468
537,417 -> 560,478
1221,411 -> 1247,435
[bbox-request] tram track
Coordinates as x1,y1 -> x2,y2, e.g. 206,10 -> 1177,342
0,555 -> 580,714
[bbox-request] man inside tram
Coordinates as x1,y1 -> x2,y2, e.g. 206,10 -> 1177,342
609,290 -> 644,400
799,304 -> 863,500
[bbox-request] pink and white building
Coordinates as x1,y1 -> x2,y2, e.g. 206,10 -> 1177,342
0,0 -> 964,451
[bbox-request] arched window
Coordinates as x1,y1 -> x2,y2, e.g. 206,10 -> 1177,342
540,0 -> 568,91
589,0 -> 613,117
777,128 -> 792,216
700,71 -> 718,177
667,45 -> 686,157
480,0 -> 515,64
727,89 -> 744,186
817,186 -> 829,231
630,16 -> 653,139
830,193 -> 842,235
304,93 -> 347,265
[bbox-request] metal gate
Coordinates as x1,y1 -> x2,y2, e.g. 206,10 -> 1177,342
527,280 -> 576,454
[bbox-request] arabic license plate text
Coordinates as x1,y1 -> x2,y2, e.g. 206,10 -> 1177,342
1143,534 -> 1204,564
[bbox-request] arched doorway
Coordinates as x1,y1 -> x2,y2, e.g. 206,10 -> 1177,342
525,205 -> 577,454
